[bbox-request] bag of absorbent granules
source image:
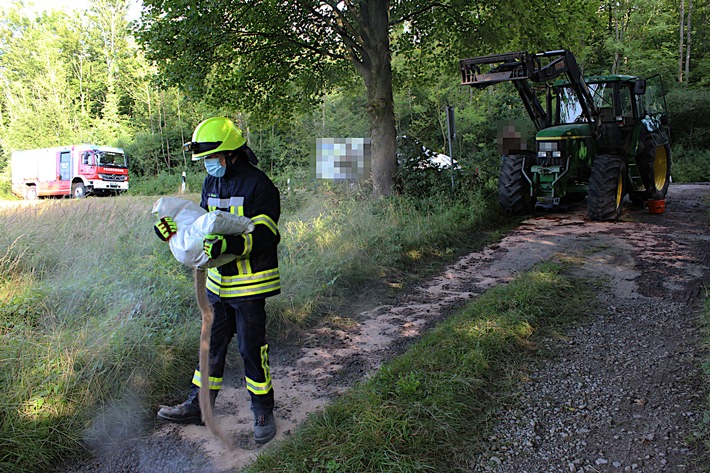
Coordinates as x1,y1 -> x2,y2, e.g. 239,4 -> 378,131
152,196 -> 255,269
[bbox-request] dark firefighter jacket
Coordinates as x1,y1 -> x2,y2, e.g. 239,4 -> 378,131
200,154 -> 281,300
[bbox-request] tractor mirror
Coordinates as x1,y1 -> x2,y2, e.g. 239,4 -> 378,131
634,79 -> 647,95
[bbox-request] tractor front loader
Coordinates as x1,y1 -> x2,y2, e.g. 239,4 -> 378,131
460,50 -> 671,220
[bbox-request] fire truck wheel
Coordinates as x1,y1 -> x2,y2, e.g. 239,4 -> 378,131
25,185 -> 38,200
72,182 -> 86,199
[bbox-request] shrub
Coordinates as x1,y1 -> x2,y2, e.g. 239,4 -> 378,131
666,86 -> 710,149
671,145 -> 710,183
127,170 -> 204,196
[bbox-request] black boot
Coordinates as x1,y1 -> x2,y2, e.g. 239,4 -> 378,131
157,387 -> 217,425
253,411 -> 276,444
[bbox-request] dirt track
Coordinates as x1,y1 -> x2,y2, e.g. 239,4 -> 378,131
60,183 -> 709,472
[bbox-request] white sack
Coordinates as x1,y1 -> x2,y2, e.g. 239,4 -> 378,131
152,197 -> 255,269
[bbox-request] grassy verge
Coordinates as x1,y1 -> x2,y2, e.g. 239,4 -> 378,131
0,185 -> 508,473
244,263 -> 592,472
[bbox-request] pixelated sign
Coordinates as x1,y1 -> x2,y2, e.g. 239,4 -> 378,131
314,138 -> 371,181
497,119 -> 532,155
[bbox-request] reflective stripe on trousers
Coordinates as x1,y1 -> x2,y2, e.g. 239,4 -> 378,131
189,294 -> 274,414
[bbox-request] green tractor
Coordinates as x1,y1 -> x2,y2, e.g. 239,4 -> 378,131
459,50 -> 671,220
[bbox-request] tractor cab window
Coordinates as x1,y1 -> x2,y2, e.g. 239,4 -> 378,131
558,87 -> 583,123
619,87 -> 633,118
558,83 -> 613,124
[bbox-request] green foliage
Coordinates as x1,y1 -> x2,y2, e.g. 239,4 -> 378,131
0,1 -> 140,152
0,168 -> 15,200
670,146 -> 710,183
245,264 -> 592,472
127,172 -> 204,196
666,86 -> 710,149
393,136 -> 470,199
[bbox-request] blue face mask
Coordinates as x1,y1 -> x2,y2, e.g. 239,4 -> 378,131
204,157 -> 226,177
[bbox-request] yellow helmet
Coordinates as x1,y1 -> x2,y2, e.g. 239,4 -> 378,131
185,117 -> 247,160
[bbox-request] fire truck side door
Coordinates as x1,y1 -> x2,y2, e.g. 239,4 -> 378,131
59,151 -> 71,180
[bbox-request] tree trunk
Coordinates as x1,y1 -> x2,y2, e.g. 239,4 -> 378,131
613,4 -> 621,74
356,0 -> 397,197
685,0 -> 692,82
679,0 -> 685,82
365,58 -> 397,198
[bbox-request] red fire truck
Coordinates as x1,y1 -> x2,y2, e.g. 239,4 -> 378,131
11,144 -> 129,199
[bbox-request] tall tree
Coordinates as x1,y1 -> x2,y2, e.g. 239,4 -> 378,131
679,0 -> 685,81
0,7 -> 78,148
678,0 -> 693,83
685,0 -> 692,81
86,0 -> 134,142
0,0 -> 145,152
137,0 -> 485,197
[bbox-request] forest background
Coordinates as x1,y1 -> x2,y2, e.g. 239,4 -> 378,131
0,0 -> 709,196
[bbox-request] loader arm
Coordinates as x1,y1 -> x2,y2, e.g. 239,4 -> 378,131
460,50 -> 600,135
460,51 -> 548,131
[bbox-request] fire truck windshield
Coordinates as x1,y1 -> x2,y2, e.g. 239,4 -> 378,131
97,151 -> 127,167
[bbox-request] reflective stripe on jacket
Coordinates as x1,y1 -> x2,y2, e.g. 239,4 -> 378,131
201,156 -> 281,300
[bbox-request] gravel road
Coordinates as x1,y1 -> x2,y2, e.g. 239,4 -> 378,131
57,183 -> 709,473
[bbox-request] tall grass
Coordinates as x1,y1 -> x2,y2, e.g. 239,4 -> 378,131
0,186 -> 501,473
0,196 -> 200,473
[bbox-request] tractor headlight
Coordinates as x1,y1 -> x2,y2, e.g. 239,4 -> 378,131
552,151 -> 562,158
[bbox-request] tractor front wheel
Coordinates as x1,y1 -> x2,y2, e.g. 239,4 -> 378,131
498,154 -> 535,215
588,154 -> 626,221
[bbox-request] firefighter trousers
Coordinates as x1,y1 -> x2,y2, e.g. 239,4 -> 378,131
191,293 -> 274,415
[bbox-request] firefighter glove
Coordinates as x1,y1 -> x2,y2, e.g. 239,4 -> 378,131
203,234 -> 228,259
154,216 -> 178,242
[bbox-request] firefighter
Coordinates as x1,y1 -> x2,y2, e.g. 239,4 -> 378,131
153,116 -> 281,445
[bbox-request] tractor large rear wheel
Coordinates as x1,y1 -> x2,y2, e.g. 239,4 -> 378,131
498,154 -> 535,215
588,154 -> 626,221
629,143 -> 671,204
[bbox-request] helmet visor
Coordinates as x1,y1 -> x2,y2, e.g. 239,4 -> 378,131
184,141 -> 223,157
